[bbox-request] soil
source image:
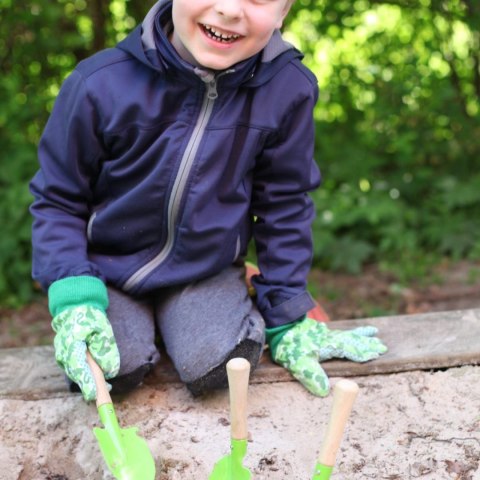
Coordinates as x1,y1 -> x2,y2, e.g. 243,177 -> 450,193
1,367 -> 480,479
1,260 -> 480,480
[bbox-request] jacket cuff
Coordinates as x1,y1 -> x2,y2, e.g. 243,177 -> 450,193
48,276 -> 108,317
259,291 -> 315,328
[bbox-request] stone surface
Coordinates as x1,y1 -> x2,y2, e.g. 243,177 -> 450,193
1,367 -> 480,479
1,309 -> 480,479
2,309 -> 480,399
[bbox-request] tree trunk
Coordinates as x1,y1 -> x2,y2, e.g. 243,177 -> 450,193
90,0 -> 109,51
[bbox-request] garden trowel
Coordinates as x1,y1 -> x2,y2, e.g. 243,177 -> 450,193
86,351 -> 156,480
209,357 -> 252,480
312,379 -> 359,479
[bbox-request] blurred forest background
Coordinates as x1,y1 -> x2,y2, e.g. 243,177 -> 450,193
1,0 -> 479,335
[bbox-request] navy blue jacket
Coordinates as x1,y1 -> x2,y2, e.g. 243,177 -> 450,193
30,1 -> 321,327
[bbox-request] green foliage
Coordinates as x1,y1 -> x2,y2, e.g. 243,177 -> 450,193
0,1 -> 153,306
0,0 -> 479,306
0,1 -> 71,305
285,0 -> 480,282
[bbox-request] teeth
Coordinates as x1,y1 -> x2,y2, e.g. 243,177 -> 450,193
203,24 -> 240,41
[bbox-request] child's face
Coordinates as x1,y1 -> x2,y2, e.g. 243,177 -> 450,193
170,0 -> 292,70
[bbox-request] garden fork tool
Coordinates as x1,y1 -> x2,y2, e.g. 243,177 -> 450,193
312,379 -> 359,480
209,357 -> 252,480
86,351 -> 156,480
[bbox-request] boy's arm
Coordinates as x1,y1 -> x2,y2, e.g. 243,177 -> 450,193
250,85 -> 320,328
30,69 -> 104,290
30,71 -> 120,400
250,82 -> 387,397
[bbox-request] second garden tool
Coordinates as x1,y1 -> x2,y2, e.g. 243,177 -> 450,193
86,351 -> 156,480
209,357 -> 252,480
312,379 -> 359,479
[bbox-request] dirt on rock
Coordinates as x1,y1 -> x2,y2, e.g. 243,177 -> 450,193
1,367 -> 480,479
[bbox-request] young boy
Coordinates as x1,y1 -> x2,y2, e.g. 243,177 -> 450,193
30,0 -> 386,402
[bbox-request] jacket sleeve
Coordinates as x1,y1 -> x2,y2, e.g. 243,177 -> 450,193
250,82 -> 321,328
30,70 -> 105,290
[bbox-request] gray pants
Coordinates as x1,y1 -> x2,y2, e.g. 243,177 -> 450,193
98,265 -> 265,396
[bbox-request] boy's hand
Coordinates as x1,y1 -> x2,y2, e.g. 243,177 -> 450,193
52,305 -> 120,401
272,318 -> 387,396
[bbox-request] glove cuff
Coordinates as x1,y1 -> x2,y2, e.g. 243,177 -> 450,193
265,322 -> 297,358
48,276 -> 108,317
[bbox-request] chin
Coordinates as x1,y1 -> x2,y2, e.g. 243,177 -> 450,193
197,59 -> 235,70
202,62 -> 234,70
192,49 -> 241,70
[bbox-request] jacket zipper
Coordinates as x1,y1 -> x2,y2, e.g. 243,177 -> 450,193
123,73 -> 226,291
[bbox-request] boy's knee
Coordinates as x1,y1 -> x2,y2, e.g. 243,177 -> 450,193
109,363 -> 154,394
110,348 -> 161,394
186,338 -> 263,397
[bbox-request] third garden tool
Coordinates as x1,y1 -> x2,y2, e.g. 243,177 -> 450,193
209,357 -> 252,480
86,351 -> 156,480
312,379 -> 359,480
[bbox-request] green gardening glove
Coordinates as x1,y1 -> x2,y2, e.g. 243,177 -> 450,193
268,318 -> 387,397
52,305 -> 120,401
49,276 -> 120,402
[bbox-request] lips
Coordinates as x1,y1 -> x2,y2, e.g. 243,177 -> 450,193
201,23 -> 242,43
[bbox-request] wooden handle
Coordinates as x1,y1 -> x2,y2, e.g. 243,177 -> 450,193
317,379 -> 359,467
226,357 -> 251,440
86,350 -> 112,407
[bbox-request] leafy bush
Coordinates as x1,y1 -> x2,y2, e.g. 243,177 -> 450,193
286,0 -> 480,282
1,0 -> 479,306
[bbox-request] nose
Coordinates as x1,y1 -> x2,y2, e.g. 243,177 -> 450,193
214,0 -> 244,19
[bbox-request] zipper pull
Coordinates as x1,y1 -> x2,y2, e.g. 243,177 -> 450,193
207,79 -> 218,100
194,69 -> 218,99
194,68 -> 235,100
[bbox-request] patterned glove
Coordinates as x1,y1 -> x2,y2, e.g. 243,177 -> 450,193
52,305 -> 120,401
270,318 -> 387,397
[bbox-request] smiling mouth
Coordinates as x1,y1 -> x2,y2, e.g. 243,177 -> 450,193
201,24 -> 242,43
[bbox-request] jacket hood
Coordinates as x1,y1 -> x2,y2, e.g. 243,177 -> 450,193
116,0 -> 304,87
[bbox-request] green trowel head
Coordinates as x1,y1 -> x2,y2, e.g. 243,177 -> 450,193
93,403 -> 155,480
